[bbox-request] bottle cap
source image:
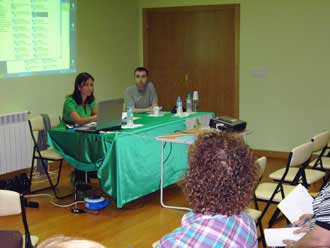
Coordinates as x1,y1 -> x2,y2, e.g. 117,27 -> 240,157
193,91 -> 198,100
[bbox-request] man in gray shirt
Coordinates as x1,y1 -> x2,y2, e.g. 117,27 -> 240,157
125,67 -> 158,113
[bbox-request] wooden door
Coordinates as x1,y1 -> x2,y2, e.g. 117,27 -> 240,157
144,5 -> 239,117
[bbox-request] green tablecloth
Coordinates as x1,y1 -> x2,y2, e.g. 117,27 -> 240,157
48,112 -> 212,208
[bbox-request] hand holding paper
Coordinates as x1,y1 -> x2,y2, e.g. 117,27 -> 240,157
265,185 -> 314,247
292,214 -> 313,227
265,227 -> 305,247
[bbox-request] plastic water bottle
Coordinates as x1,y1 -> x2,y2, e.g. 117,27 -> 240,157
176,96 -> 183,115
186,93 -> 192,113
127,102 -> 134,127
193,91 -> 199,112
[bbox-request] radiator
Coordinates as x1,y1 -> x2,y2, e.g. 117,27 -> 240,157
0,111 -> 33,174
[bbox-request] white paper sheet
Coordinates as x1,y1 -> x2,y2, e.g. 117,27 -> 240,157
148,113 -> 165,117
185,114 -> 212,129
265,227 -> 305,247
122,112 -> 127,119
121,124 -> 143,129
79,121 -> 96,127
174,112 -> 191,118
121,112 -> 140,121
278,184 -> 314,223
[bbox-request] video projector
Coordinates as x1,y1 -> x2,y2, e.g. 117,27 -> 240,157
209,116 -> 247,132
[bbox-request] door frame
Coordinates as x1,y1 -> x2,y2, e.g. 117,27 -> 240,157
143,4 -> 240,118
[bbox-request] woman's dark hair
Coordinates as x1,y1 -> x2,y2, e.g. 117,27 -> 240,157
185,131 -> 257,216
72,72 -> 95,105
134,67 -> 149,76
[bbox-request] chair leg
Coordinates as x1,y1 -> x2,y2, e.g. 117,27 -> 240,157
28,152 -> 37,193
31,158 -> 72,199
286,216 -> 290,225
258,220 -> 266,248
41,158 -> 58,196
268,208 -> 281,228
20,196 -> 33,248
54,160 -> 63,188
29,158 -> 54,194
322,175 -> 326,185
327,149 -> 330,157
253,198 -> 259,210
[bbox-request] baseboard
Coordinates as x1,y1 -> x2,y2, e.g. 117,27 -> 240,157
253,149 -> 289,159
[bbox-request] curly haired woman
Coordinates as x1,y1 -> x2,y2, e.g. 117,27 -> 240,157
158,131 -> 258,248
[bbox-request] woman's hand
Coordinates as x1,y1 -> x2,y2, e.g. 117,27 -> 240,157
294,220 -> 311,234
292,214 -> 313,227
70,112 -> 97,125
291,214 -> 312,235
91,115 -> 97,122
282,215 -> 312,248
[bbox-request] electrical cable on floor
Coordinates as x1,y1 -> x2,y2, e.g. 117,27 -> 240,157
24,193 -> 84,208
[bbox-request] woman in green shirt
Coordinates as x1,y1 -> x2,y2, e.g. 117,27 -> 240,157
63,72 -> 97,125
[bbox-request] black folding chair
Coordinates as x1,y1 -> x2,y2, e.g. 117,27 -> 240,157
254,142 -> 313,228
0,190 -> 38,248
28,115 -> 72,199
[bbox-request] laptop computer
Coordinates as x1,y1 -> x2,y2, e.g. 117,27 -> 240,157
75,98 -> 124,133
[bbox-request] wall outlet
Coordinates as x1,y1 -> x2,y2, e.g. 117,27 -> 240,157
252,71 -> 267,78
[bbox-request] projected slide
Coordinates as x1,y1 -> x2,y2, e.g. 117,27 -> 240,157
0,0 -> 76,78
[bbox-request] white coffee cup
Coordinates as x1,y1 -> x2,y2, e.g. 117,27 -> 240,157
193,91 -> 199,100
153,106 -> 160,116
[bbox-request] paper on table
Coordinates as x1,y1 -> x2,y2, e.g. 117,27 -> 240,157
78,121 -> 96,127
147,111 -> 167,115
121,124 -> 143,129
148,113 -> 165,117
174,112 -> 191,118
265,227 -> 305,247
121,112 -> 140,121
278,184 -> 314,223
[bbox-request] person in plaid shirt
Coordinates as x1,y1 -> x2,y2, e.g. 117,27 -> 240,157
157,131 -> 258,248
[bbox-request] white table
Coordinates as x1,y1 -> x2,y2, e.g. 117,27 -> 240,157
156,128 -> 252,211
156,135 -> 194,211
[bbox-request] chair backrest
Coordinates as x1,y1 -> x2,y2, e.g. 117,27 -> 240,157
311,131 -> 330,152
0,190 -> 21,216
289,142 -> 313,167
0,190 -> 33,248
256,156 -> 267,180
29,114 -> 60,132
